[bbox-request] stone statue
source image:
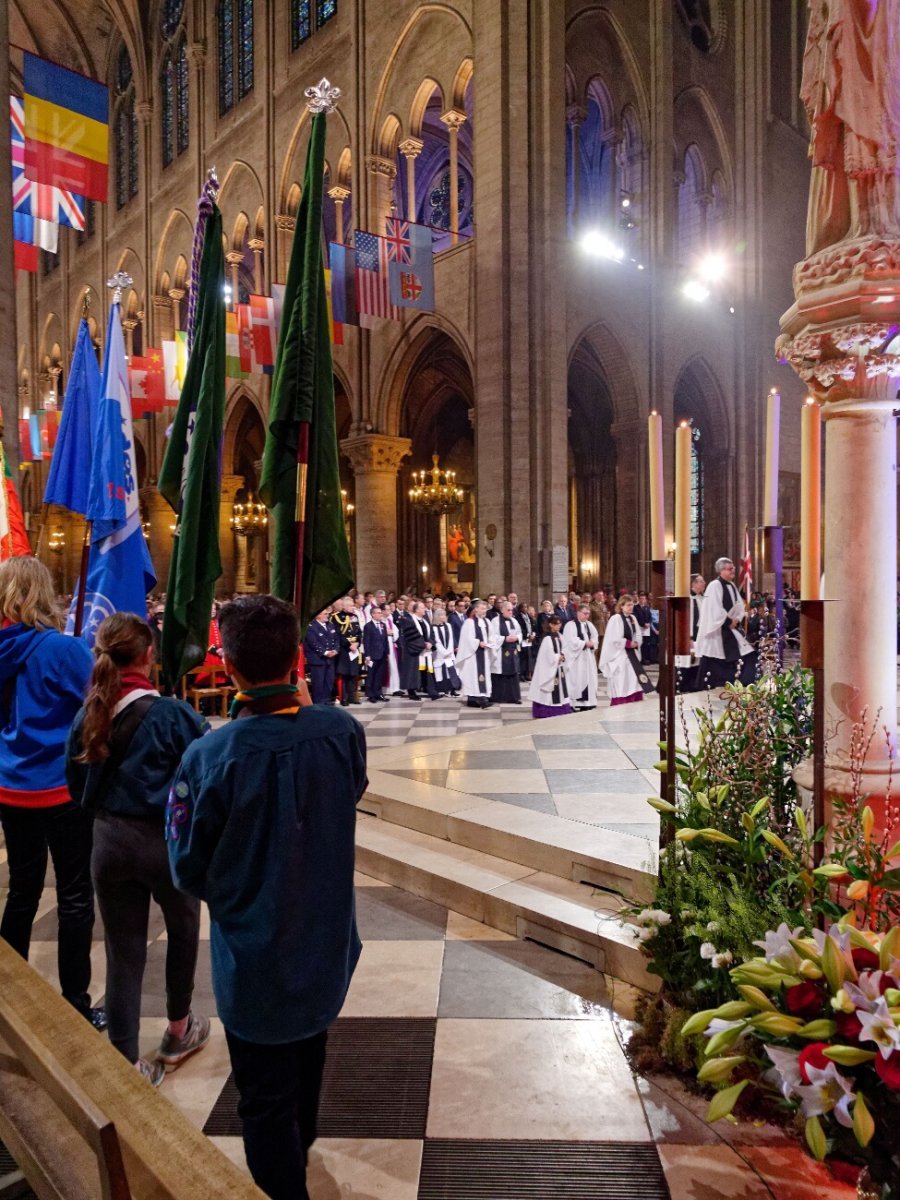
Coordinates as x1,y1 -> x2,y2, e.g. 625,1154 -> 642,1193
801,0 -> 900,256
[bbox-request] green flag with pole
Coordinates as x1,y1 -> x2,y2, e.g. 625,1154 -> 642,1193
259,80 -> 352,629
157,172 -> 226,687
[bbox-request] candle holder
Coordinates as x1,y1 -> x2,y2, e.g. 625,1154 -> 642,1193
763,524 -> 785,667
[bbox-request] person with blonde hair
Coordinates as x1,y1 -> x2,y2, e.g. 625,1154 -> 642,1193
599,594 -> 653,706
0,558 -> 102,1027
66,613 -> 211,1086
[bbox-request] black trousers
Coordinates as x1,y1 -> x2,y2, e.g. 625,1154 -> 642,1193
364,658 -> 386,700
410,668 -> 437,699
92,812 -> 200,1063
308,662 -> 335,705
225,1027 -> 328,1200
0,800 -> 95,1013
338,673 -> 358,703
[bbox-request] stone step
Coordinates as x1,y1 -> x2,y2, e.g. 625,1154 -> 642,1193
359,768 -> 657,904
356,814 -> 661,994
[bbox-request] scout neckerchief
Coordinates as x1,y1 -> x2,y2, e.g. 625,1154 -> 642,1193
230,683 -> 302,719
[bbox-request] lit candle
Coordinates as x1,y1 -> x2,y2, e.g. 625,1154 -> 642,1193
674,421 -> 691,596
763,389 -> 780,527
801,397 -> 822,599
648,411 -> 665,560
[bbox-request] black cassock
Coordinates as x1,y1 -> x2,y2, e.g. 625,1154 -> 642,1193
491,615 -> 521,703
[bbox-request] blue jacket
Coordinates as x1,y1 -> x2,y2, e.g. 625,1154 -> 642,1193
66,697 -> 208,820
167,704 -> 366,1044
362,620 -> 388,661
303,619 -> 339,667
0,624 -> 93,806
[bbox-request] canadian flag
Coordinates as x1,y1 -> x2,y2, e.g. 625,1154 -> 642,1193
130,348 -> 166,414
739,525 -> 752,602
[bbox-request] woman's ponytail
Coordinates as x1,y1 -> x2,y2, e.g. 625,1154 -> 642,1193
77,613 -> 153,764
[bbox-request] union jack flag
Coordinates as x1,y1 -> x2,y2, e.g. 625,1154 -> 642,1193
11,96 -> 85,230
384,217 -> 412,264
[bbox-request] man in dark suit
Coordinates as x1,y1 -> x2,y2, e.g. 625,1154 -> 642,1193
448,600 -> 465,649
331,597 -> 363,705
553,593 -> 574,624
303,608 -> 340,704
362,606 -> 391,702
512,603 -> 534,680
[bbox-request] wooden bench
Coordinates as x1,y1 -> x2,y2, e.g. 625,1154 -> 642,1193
0,940 -> 263,1199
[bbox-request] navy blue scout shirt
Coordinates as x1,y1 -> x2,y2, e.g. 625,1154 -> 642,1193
167,704 -> 366,1044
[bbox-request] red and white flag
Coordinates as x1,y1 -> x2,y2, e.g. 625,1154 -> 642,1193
354,230 -> 400,322
248,294 -> 277,373
739,525 -> 752,602
130,348 -> 166,414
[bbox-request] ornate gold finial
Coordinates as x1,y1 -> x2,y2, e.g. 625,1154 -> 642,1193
305,79 -> 341,114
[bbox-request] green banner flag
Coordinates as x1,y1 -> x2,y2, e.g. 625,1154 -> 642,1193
157,191 -> 226,687
259,110 -> 352,628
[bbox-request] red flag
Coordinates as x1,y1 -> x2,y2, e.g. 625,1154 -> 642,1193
237,303 -> 254,373
130,347 -> 166,414
14,240 -> 38,272
739,525 -> 752,602
249,294 -> 277,371
0,444 -> 31,559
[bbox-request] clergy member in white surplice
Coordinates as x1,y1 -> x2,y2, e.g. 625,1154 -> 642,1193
527,616 -> 572,719
489,600 -> 523,703
599,595 -> 647,707
457,599 -> 497,709
562,604 -> 599,710
694,556 -> 757,689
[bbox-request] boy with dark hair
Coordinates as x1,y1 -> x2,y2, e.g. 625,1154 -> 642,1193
167,594 -> 366,1200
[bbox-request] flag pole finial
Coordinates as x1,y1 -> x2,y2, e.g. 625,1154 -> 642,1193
106,271 -> 133,305
305,78 -> 341,114
81,288 -> 91,318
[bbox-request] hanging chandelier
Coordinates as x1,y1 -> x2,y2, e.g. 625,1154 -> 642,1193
230,493 -> 269,538
408,454 -> 465,516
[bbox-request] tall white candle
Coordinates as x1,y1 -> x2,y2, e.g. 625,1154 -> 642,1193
801,398 -> 822,600
763,389 -> 780,528
674,422 -> 691,596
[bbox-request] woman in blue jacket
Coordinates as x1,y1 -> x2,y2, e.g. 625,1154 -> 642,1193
0,557 -> 100,1024
66,613 -> 211,1086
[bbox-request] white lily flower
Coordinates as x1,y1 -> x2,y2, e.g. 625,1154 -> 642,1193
844,971 -> 886,1013
795,1063 -> 855,1128
857,997 -> 900,1060
811,925 -> 852,954
652,910 -> 672,926
754,922 -> 805,971
704,1017 -> 745,1041
764,1045 -> 803,1099
699,942 -> 717,960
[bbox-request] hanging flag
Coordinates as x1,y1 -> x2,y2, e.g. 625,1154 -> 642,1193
386,219 -> 435,312
129,348 -> 166,413
23,53 -> 108,202
13,208 -> 57,254
28,414 -> 42,460
45,408 -> 59,453
739,524 -> 753,603
68,300 -> 156,645
14,238 -> 38,273
224,310 -> 248,379
259,105 -> 352,620
354,230 -> 400,322
324,268 -> 342,345
12,97 -> 85,231
248,294 -> 277,372
157,178 -> 226,687
162,332 -> 187,401
18,420 -> 31,457
329,242 -> 359,330
0,443 -> 32,560
44,317 -> 100,514
36,410 -> 52,459
236,303 -> 253,372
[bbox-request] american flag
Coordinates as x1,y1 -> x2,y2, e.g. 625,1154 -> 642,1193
11,96 -> 85,231
384,217 -> 412,264
739,525 -> 752,602
354,230 -> 400,321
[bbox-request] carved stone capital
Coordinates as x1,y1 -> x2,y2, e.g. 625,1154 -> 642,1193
398,137 -> 424,160
776,321 -> 900,402
440,109 -> 467,133
187,42 -> 206,70
225,251 -> 245,266
341,434 -> 412,476
167,287 -> 185,303
135,100 -> 153,125
121,317 -> 138,332
248,238 -> 265,254
566,104 -> 587,128
365,154 -> 397,180
327,185 -> 351,202
276,214 -> 296,233
153,292 -> 173,311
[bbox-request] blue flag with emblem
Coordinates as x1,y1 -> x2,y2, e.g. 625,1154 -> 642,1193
67,300 -> 156,644
43,317 -> 99,514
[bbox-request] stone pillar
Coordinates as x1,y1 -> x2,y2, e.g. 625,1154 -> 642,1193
153,293 -> 174,344
398,138 -> 423,223
365,155 -> 398,226
248,238 -> 265,293
340,434 -> 411,591
440,111 -> 466,244
327,186 -> 351,244
225,252 -> 243,311
219,474 -> 244,595
275,214 -> 295,283
565,105 -> 585,231
121,317 -> 137,359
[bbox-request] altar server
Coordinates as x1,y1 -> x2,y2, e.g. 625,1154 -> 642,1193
490,601 -> 522,703
527,616 -> 571,718
456,599 -> 496,708
599,595 -> 653,706
431,608 -> 461,696
562,604 -> 599,710
694,557 -> 757,688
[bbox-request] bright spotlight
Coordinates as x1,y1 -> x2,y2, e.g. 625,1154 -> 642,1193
580,229 -> 625,261
697,253 -> 727,283
682,278 -> 710,303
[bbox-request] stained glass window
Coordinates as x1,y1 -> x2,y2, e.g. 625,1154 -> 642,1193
316,0 -> 336,24
115,106 -> 128,209
219,1 -> 235,114
161,52 -> 174,167
116,44 -> 132,94
161,0 -> 185,39
128,101 -> 139,199
238,0 -> 254,101
291,0 -> 311,47
677,146 -> 706,264
176,38 -> 189,154
690,426 -> 703,554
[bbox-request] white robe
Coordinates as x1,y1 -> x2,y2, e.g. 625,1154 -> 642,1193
694,578 -> 752,660
384,615 -> 401,692
562,619 -> 598,707
457,616 -> 497,699
598,613 -> 643,700
527,633 -> 569,706
432,622 -> 458,683
489,616 -> 521,674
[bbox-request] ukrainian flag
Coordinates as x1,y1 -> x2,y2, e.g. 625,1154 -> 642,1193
23,53 -> 108,202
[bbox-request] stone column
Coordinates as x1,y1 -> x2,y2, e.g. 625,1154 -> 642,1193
248,238 -> 265,293
121,317 -> 137,359
275,214 -> 295,283
219,474 -> 244,595
340,434 -> 411,591
225,252 -> 243,310
566,105 -> 585,231
440,110 -> 466,244
398,138 -> 423,223
327,185 -> 351,244
167,288 -> 184,335
141,486 -> 176,593
365,155 -> 398,227
153,293 -> 174,344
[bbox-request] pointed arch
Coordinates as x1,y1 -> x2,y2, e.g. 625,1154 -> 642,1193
154,208 -> 195,293
376,312 -> 475,437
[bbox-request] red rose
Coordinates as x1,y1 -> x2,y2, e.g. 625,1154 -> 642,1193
851,947 -> 880,971
798,1042 -> 831,1084
875,1051 -> 900,1090
785,980 -> 825,1019
835,1010 -> 863,1040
